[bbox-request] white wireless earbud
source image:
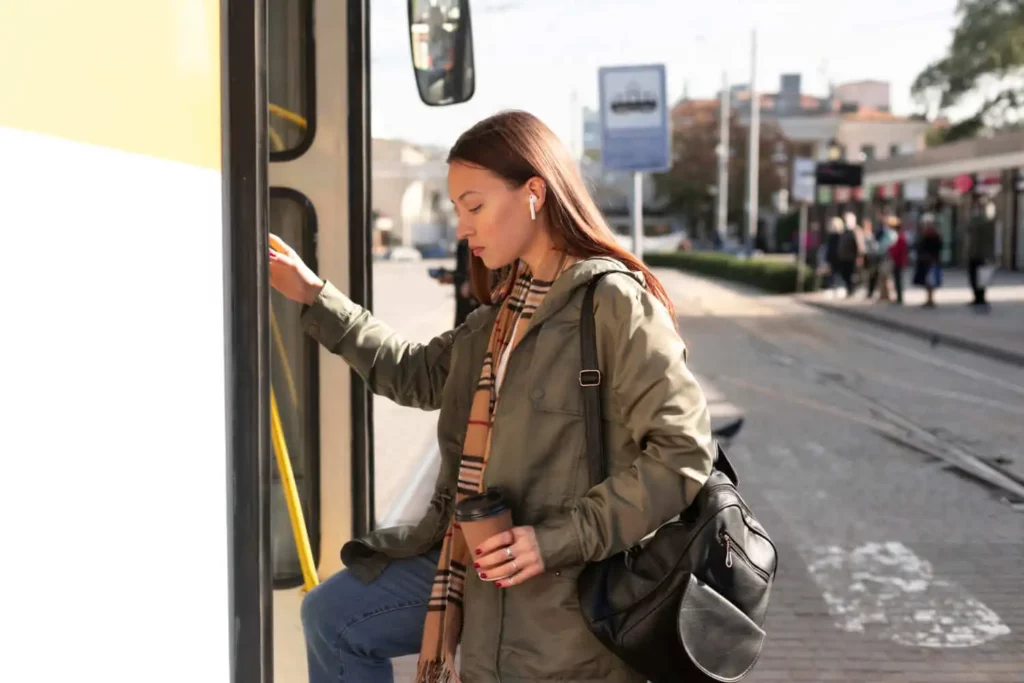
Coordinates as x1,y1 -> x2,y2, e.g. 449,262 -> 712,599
529,194 -> 537,221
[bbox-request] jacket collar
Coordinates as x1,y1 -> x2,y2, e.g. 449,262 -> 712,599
525,256 -> 644,331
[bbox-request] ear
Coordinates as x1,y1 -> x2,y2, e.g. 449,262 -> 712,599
524,176 -> 547,212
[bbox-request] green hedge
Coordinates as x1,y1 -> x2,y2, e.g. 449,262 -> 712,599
644,251 -> 817,294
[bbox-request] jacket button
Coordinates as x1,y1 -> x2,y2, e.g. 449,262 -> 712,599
531,388 -> 545,400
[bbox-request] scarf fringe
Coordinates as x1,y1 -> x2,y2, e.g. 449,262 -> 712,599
415,653 -> 461,683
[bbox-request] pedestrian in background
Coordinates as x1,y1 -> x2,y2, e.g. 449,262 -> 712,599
862,217 -> 881,298
872,216 -> 897,301
966,199 -> 997,312
913,214 -> 943,308
888,218 -> 909,305
824,216 -> 844,298
836,213 -> 863,297
451,239 -> 480,326
876,216 -> 902,303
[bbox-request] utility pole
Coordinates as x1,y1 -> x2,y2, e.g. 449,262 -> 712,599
746,28 -> 760,253
716,71 -> 730,242
632,171 -> 644,259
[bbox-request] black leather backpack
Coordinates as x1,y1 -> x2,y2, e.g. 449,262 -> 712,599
576,272 -> 778,683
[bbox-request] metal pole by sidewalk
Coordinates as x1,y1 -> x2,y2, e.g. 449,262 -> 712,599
717,71 -> 730,242
634,171 -> 644,259
747,28 -> 760,254
797,201 -> 808,292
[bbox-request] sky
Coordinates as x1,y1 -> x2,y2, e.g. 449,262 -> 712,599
370,0 -> 961,150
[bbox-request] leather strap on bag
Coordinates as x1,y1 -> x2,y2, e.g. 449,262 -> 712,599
579,271 -> 641,486
579,271 -> 738,488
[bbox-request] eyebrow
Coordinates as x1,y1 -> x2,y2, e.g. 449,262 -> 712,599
453,190 -> 481,203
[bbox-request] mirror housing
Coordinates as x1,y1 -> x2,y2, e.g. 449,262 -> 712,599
407,0 -> 475,106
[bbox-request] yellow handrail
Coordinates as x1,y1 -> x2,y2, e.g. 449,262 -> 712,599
268,125 -> 286,154
268,102 -> 308,130
271,389 -> 319,591
270,305 -> 300,410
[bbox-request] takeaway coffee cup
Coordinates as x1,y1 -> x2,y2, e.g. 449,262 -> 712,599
455,487 -> 513,556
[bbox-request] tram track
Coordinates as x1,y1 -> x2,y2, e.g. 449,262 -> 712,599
687,292 -> 1024,509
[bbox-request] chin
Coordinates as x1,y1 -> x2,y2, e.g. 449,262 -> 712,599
481,252 -> 512,270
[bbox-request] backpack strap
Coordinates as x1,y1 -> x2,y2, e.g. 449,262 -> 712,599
579,271 -> 738,487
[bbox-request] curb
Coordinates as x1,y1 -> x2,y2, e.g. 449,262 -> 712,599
803,300 -> 1024,368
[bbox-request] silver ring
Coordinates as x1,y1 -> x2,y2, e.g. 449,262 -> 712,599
506,575 -> 515,585
510,559 -> 518,571
505,547 -> 514,559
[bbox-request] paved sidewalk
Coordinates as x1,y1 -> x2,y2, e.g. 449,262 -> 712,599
801,268 -> 1024,367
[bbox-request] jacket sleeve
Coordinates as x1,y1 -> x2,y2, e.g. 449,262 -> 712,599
300,281 -> 458,410
534,277 -> 715,571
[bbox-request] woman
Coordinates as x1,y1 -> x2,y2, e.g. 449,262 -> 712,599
270,110 -> 714,683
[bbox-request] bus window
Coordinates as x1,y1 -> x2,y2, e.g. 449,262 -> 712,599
269,189 -> 320,585
268,0 -> 314,159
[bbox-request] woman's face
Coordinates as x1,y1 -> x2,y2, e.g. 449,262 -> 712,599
448,161 -> 539,270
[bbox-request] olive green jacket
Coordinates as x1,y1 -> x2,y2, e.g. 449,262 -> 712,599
302,257 -> 714,682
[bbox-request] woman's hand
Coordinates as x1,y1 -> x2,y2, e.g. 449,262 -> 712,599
269,233 -> 324,305
473,526 -> 546,588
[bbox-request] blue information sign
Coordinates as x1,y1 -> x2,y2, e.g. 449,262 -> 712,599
598,64 -> 671,173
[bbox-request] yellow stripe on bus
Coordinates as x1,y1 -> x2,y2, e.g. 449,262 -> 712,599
0,0 -> 221,169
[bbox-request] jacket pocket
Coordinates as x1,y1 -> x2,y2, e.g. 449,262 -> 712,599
499,567 -> 618,679
525,320 -> 584,416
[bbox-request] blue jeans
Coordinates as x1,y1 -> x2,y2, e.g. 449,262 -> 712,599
302,547 -> 440,683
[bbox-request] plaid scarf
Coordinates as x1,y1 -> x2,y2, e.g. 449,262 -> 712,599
415,254 -> 576,683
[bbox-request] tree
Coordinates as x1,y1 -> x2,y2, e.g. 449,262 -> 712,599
913,0 -> 1024,143
653,114 -> 787,239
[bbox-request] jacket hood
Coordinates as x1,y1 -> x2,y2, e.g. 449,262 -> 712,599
527,256 -> 645,331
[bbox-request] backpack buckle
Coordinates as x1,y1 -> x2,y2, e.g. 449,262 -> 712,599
579,369 -> 602,387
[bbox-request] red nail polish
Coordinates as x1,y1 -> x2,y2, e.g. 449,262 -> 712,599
495,582 -> 503,588
480,573 -> 488,579
475,549 -> 482,556
473,562 -> 480,569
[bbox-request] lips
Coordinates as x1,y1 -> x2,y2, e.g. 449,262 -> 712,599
471,246 -> 485,256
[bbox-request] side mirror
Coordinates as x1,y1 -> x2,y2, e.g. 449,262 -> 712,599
407,0 -> 475,106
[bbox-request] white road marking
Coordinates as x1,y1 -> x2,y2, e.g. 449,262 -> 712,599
804,541 -> 1010,648
768,445 -> 799,468
804,441 -> 828,456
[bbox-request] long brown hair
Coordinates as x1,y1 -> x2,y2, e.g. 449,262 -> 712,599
447,110 -> 676,322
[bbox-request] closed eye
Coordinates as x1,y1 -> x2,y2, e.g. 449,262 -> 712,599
469,205 -> 483,214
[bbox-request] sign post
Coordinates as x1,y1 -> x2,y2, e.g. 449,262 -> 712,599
792,157 -> 817,293
598,64 -> 671,260
796,202 -> 809,292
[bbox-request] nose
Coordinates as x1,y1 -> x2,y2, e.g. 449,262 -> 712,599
455,218 -> 472,241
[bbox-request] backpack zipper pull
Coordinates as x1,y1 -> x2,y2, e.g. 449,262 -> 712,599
721,532 -> 733,568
